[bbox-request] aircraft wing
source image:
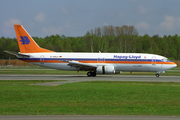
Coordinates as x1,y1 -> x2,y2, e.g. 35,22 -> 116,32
67,61 -> 97,71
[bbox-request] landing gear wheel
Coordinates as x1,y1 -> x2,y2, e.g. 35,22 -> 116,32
92,72 -> 97,77
87,72 -> 92,77
155,73 -> 159,77
87,72 -> 97,77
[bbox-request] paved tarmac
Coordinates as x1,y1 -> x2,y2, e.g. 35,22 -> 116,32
1,115 -> 180,120
0,75 -> 180,86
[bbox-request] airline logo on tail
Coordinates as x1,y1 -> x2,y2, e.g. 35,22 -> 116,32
20,36 -> 30,44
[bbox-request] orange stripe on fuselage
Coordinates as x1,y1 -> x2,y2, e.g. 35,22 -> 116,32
22,60 -> 176,65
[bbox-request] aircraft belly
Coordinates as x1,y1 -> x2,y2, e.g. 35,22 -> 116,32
114,64 -> 164,72
114,64 -> 146,71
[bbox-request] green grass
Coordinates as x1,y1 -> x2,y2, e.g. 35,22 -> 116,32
0,67 -> 180,76
1,80 -> 180,115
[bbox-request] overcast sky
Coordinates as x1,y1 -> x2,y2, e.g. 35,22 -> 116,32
1,0 -> 180,38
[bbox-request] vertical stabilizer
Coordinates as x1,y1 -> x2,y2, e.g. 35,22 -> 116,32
14,25 -> 54,53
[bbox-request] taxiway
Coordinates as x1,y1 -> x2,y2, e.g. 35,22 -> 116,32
0,75 -> 180,86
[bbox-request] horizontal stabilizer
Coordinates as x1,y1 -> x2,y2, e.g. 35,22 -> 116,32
4,50 -> 30,58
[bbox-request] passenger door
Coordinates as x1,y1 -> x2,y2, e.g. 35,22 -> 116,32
40,55 -> 44,64
152,56 -> 156,65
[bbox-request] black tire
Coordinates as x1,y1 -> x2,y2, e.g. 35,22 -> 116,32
92,72 -> 97,77
155,73 -> 159,77
87,72 -> 92,77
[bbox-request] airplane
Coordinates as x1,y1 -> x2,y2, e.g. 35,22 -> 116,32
5,25 -> 177,77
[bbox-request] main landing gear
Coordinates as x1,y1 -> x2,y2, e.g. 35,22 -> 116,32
87,71 -> 97,77
155,73 -> 160,77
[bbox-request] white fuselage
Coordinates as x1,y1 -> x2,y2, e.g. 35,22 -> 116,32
18,52 -> 177,73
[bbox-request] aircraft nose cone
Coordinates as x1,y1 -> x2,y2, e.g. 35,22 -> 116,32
172,62 -> 177,69
174,63 -> 177,67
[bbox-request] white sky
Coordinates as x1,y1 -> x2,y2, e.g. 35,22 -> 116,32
1,0 -> 180,38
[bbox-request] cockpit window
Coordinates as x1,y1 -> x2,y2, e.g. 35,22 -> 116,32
162,58 -> 168,62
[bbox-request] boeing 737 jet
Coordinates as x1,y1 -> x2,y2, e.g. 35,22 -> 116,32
5,25 -> 177,77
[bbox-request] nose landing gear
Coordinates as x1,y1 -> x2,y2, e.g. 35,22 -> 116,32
155,71 -> 165,77
155,73 -> 159,77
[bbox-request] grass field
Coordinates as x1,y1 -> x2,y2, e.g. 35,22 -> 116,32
0,66 -> 180,76
0,66 -> 180,115
1,80 -> 180,115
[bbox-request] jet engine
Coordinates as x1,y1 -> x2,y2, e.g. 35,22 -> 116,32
96,65 -> 115,74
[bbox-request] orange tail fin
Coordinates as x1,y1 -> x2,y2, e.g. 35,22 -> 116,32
14,25 -> 54,53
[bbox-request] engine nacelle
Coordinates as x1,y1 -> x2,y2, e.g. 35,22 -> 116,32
96,65 -> 115,74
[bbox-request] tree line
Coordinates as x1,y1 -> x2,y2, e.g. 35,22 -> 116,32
0,25 -> 180,60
